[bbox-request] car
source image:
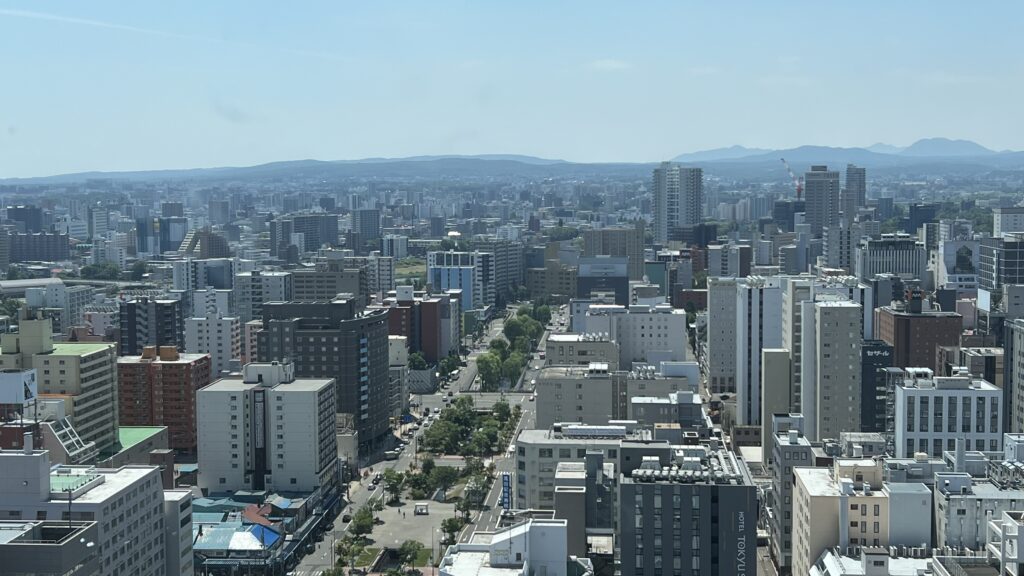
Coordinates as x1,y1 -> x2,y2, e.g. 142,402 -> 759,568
447,390 -> 454,397
529,395 -> 536,402
341,513 -> 352,523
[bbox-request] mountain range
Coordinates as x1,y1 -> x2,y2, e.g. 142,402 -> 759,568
4,138 -> 1024,184
672,137 -> 1011,163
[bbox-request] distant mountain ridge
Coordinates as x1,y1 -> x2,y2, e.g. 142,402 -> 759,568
673,138 -> 1013,165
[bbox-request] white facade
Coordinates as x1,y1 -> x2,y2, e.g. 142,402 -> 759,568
163,489 -> 195,576
994,207 -> 1024,237
185,314 -> 241,375
233,271 -> 292,324
382,234 -> 409,259
735,276 -> 783,426
191,287 -> 233,318
366,253 -> 395,295
439,519 -> 578,576
855,234 -> 926,282
197,362 -> 338,494
515,427 -> 631,510
576,304 -> 688,369
652,163 -> 702,243
894,371 -> 1003,458
806,300 -> 863,441
0,449 -> 170,576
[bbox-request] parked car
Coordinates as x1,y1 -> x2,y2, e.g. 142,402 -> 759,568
341,513 -> 352,523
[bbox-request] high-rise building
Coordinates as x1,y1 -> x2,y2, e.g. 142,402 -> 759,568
0,448 -> 176,576
8,232 -> 71,262
172,257 -> 253,291
768,418 -> 816,575
736,276 -> 783,426
583,223 -> 645,280
117,346 -> 212,452
234,270 -> 292,324
291,262 -> 367,306
469,239 -> 525,307
379,286 -> 461,363
993,207 -> 1024,237
618,445 -> 757,576
257,300 -> 390,452
0,310 -> 118,451
269,213 -> 339,256
706,243 -> 752,278
119,298 -> 183,356
197,361 -> 338,493
855,233 -> 927,282
161,201 -> 184,217
804,165 -> 841,237
427,250 -> 496,311
4,205 -> 43,233
842,164 -> 866,224
185,312 -> 241,375
576,256 -> 630,305
382,234 -> 409,259
980,233 -> 1024,292
177,227 -> 231,259
351,208 -> 382,240
707,277 -> 738,393
208,199 -> 231,225
805,299 -> 863,440
875,293 -> 962,373
860,340 -> 893,433
652,162 -> 703,243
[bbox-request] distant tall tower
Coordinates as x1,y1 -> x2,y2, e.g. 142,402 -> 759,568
803,165 -> 841,237
842,164 -> 867,225
652,162 -> 703,243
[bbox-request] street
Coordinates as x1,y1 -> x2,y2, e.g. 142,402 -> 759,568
291,304 -> 546,575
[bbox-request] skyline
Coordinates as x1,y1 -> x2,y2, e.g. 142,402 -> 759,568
2,1 -> 1022,177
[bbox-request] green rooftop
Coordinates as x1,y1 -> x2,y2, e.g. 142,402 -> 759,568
117,426 -> 165,451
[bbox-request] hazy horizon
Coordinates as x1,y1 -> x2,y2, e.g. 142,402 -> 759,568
2,1 -> 1022,178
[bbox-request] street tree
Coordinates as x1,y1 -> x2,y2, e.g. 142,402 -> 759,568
492,399 -> 511,423
430,466 -> 459,497
441,517 -> 463,545
382,469 -> 405,504
476,353 -> 501,391
349,506 -> 374,538
397,539 -> 425,569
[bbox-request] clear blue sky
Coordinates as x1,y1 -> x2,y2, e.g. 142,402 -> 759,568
1,1 -> 1021,177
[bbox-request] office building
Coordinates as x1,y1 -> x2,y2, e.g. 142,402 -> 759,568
792,459 -> 932,576
8,232 -> 71,262
544,333 -> 620,370
980,233 -> 1024,292
0,519 -> 100,576
933,468 -> 1024,550
209,199 -> 231,225
515,424 -> 669,510
736,276 -> 783,426
257,300 -> 390,452
178,227 -> 231,259
804,299 -> 863,441
0,311 -> 117,451
823,222 -> 864,273
351,208 -> 381,239
875,294 -> 962,373
855,234 -> 927,282
860,340 -> 893,433
576,256 -> 630,305
172,257 -> 252,292
291,261 -> 367,306
653,162 -> 703,243
185,312 -> 241,376
804,165 -> 841,237
618,445 -> 757,576
382,234 -> 408,259
470,238 -> 525,307
190,287 -> 233,318
994,206 -> 1024,237
534,362 -> 698,428
427,250 -> 495,311
379,286 -> 461,363
117,346 -> 212,452
4,204 -> 43,233
893,369 -> 1002,458
269,213 -> 339,256
768,423 -> 816,574
707,277 -> 738,393
525,260 -> 578,300
0,446 -> 171,576
841,164 -> 866,224
197,361 -> 338,493
583,223 -> 645,280
119,298 -> 183,355
707,243 -> 753,279
574,303 -> 688,369
234,271 -> 292,324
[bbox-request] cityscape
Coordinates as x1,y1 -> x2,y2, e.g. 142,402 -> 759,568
2,3 -> 1024,576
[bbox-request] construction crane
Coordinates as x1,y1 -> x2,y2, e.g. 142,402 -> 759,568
780,157 -> 803,200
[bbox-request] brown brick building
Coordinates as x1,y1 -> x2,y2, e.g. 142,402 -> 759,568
875,295 -> 962,373
117,346 -> 212,452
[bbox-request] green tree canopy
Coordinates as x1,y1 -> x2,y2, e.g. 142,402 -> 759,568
409,352 -> 428,371
476,353 -> 501,391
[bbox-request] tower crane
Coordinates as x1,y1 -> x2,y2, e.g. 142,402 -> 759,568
780,158 -> 803,200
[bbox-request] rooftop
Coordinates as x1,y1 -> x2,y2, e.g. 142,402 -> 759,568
117,427 -> 166,451
48,342 -> 114,357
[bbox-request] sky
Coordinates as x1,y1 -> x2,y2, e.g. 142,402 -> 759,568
1,1 -> 1022,177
